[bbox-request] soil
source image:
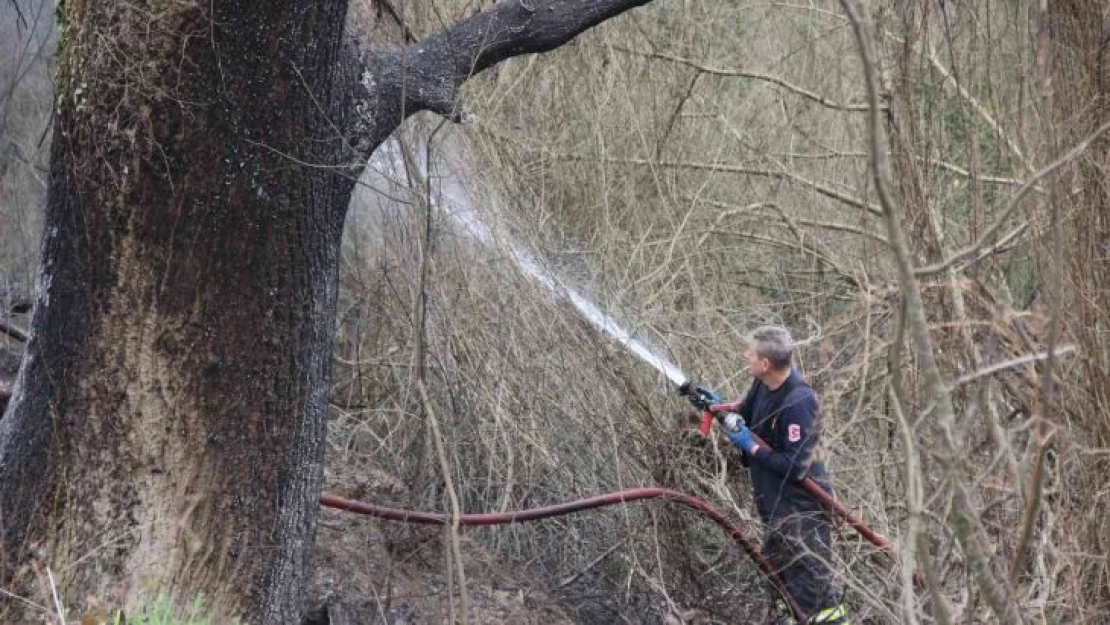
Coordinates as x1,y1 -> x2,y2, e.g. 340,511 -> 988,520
308,465 -> 575,625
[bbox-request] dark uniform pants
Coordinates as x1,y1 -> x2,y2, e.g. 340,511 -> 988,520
765,509 -> 838,620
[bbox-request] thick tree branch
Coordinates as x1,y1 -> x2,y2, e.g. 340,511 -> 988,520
425,0 -> 654,81
359,0 -> 652,123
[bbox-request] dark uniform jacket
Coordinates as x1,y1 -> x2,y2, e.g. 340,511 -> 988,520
737,369 -> 831,521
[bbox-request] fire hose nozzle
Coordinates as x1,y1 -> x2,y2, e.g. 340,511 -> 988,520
678,381 -> 724,436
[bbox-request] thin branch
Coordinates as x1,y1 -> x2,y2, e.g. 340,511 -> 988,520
708,228 -> 851,280
657,70 -> 702,157
602,45 -> 876,112
377,0 -> 418,43
47,568 -> 65,624
691,196 -> 889,244
767,203 -> 862,286
917,155 -> 1026,187
417,379 -> 470,625
889,301 -> 952,625
915,120 -> 1110,277
924,44 -> 1034,174
1013,17 -> 1067,585
9,0 -> 27,31
553,154 -> 883,215
950,345 -> 1077,389
888,385 -> 925,625
0,320 -> 28,343
0,586 -> 46,614
1010,422 -> 1055,587
558,536 -> 629,587
404,124 -> 470,624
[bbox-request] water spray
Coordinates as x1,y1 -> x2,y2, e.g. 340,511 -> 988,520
376,137 -> 689,387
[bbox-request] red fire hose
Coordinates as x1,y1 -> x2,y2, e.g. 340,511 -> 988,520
707,403 -> 895,551
704,402 -> 924,589
320,487 -> 806,622
319,399 -> 919,621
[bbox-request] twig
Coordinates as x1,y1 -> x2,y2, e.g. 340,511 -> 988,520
950,345 -> 1076,389
601,45 -> 877,112
0,319 -> 28,342
558,536 -> 629,588
553,154 -> 883,215
46,567 -> 65,625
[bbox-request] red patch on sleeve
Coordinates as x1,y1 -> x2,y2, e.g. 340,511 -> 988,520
788,424 -> 802,442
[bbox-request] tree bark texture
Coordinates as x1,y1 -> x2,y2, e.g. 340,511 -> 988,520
0,1 -> 654,622
1047,2 -> 1110,441
1046,1 -> 1110,613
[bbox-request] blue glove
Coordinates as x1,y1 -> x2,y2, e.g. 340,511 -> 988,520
727,424 -> 756,453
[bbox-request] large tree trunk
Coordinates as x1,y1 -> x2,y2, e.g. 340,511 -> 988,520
0,1 -> 655,622
0,1 -> 355,621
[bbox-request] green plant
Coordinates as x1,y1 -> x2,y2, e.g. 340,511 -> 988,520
108,594 -> 239,625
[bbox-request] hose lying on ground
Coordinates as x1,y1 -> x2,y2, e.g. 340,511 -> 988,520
319,487 -> 806,622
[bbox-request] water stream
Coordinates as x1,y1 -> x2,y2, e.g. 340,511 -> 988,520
367,135 -> 688,387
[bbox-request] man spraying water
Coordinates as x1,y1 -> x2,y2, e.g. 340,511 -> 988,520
691,326 -> 850,625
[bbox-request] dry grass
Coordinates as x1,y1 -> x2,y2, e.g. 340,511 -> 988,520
330,1 -> 1109,622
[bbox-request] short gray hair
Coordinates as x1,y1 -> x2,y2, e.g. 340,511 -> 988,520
748,325 -> 795,370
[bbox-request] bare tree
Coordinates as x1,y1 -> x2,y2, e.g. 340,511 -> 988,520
0,1 -> 654,622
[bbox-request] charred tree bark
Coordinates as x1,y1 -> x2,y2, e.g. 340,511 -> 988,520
0,1 -> 654,623
0,2 -> 357,621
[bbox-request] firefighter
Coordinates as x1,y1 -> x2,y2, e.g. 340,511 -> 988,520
723,325 -> 849,625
